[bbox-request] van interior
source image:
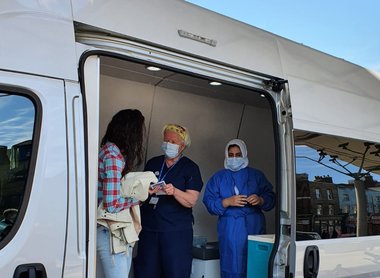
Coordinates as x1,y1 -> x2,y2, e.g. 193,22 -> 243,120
97,56 -> 277,242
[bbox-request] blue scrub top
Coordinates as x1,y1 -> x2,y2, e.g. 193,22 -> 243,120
203,167 -> 275,218
141,155 -> 203,232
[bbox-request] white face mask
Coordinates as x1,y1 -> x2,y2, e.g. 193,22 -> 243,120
225,157 -> 246,171
161,142 -> 180,158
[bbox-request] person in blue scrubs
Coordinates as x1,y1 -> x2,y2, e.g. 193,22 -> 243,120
134,124 -> 203,278
203,139 -> 275,278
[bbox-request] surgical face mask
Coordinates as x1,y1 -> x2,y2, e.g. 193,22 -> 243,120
225,157 -> 246,171
161,142 -> 180,158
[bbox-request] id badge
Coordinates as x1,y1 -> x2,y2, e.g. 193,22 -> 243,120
149,196 -> 159,205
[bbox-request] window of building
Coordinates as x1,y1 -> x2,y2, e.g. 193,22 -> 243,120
374,205 -> 380,214
327,189 -> 333,200
343,205 -> 349,214
328,205 -> 334,215
376,196 -> 380,204
343,194 -> 349,201
315,189 -> 321,199
0,92 -> 36,243
317,205 -> 322,215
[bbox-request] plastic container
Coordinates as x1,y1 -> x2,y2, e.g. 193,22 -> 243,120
193,235 -> 207,247
192,242 -> 219,260
191,258 -> 220,278
247,234 -> 275,278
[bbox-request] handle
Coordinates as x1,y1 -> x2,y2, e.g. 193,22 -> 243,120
303,245 -> 319,278
13,263 -> 47,278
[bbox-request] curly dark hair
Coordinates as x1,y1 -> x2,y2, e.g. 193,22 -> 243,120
101,109 -> 145,176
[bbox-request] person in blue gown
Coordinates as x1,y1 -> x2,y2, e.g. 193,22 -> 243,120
203,139 -> 275,278
134,124 -> 203,278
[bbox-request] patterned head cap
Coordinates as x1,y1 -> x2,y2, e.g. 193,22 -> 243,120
162,124 -> 191,147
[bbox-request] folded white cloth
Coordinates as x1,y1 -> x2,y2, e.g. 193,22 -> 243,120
97,171 -> 157,254
97,203 -> 141,253
121,171 -> 157,201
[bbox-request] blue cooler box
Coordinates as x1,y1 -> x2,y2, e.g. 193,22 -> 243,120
247,234 -> 274,278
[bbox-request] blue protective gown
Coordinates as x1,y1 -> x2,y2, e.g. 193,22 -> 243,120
203,167 -> 275,278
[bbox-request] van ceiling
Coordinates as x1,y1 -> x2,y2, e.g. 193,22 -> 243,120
100,56 -> 270,109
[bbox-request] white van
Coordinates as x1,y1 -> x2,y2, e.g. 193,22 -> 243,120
1,1 -> 380,277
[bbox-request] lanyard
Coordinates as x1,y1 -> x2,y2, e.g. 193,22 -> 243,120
158,156 -> 182,182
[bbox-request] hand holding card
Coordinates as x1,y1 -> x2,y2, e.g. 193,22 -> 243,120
150,181 -> 166,190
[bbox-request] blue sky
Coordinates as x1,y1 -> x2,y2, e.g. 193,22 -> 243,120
295,145 -> 380,184
186,0 -> 380,72
0,94 -> 34,149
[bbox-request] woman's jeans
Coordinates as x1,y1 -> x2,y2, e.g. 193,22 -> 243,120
97,226 -> 133,278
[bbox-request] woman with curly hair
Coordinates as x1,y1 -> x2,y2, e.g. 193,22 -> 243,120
97,109 -> 145,278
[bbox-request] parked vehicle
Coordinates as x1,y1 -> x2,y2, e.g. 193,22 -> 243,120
1,1 -> 380,277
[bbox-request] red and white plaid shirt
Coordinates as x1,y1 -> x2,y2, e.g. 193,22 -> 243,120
98,142 -> 139,213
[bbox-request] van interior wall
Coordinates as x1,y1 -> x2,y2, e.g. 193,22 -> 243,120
99,74 -> 276,241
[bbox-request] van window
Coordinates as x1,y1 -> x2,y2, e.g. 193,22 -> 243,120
294,130 -> 380,239
0,92 -> 35,243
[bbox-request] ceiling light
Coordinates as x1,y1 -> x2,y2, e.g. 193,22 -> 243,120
146,65 -> 161,72
209,81 -> 222,86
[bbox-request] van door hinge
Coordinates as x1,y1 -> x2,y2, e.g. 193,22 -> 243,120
263,79 -> 288,93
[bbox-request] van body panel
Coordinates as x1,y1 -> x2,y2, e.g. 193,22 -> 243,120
276,38 -> 380,142
0,71 -> 68,277
295,237 -> 380,277
287,76 -> 380,142
1,1 -> 380,278
0,1 -> 77,81
72,0 -> 285,78
62,81 -> 87,277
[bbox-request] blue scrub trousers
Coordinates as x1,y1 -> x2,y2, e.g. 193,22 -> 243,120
134,229 -> 193,278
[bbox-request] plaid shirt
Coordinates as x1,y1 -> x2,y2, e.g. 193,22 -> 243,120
98,142 -> 139,213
